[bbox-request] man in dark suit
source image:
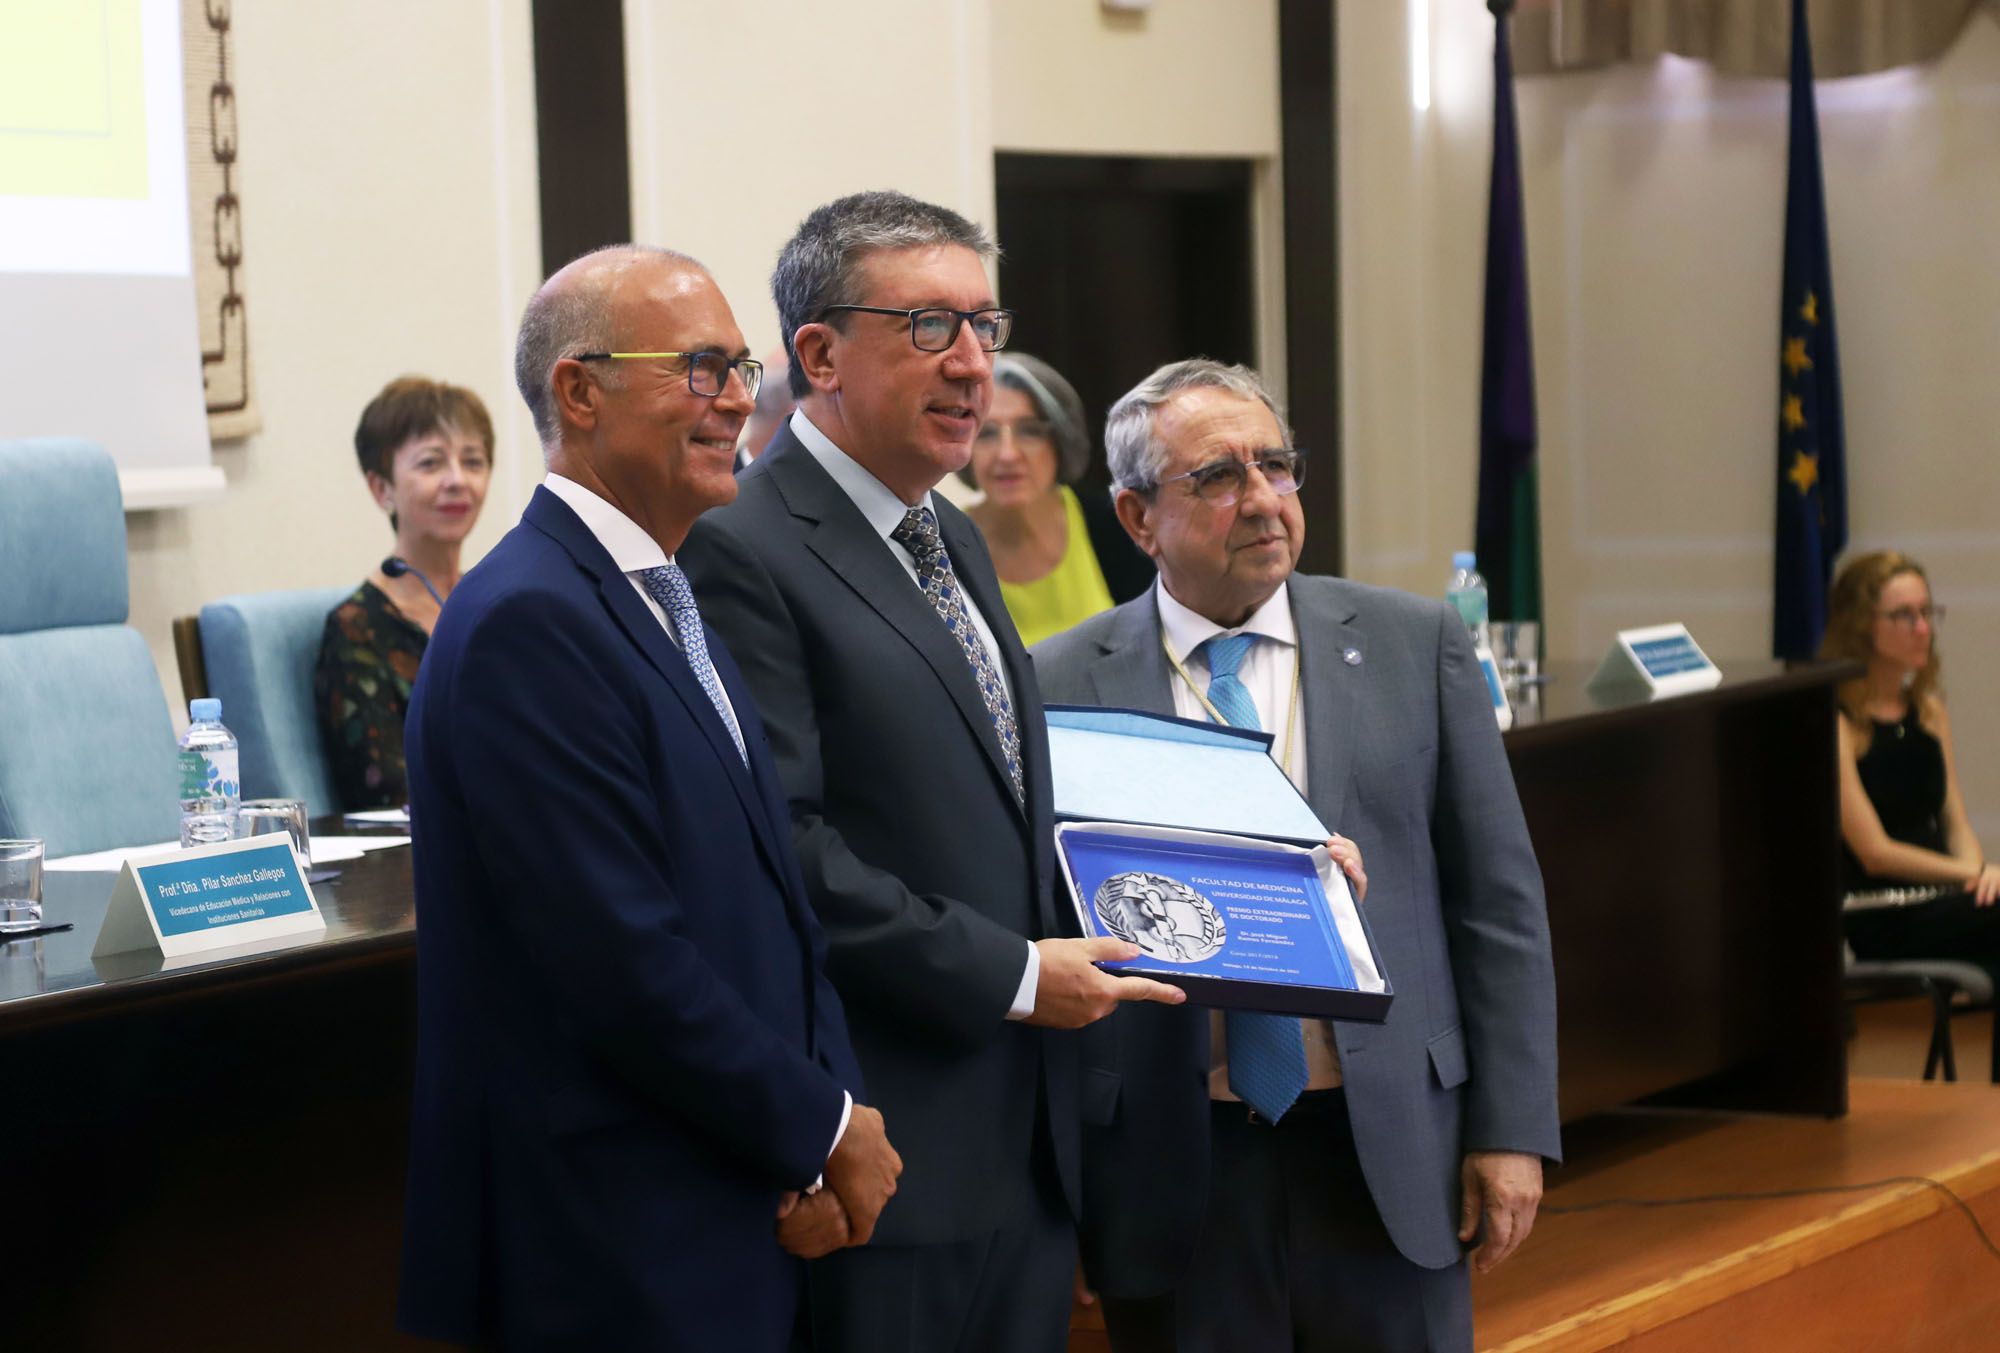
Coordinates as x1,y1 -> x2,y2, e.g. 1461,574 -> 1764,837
1033,359 -> 1561,1353
398,245 -> 902,1351
681,191 -> 1183,1353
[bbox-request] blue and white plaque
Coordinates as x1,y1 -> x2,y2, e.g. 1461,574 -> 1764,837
1047,706 -> 1391,1021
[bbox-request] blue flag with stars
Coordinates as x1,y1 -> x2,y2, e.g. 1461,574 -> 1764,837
1772,0 -> 1847,659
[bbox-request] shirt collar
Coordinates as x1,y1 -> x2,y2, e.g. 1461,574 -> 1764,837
542,473 -> 671,573
789,408 -> 938,543
1155,580 -> 1296,665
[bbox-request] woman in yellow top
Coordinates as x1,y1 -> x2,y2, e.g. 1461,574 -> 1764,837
962,352 -> 1151,647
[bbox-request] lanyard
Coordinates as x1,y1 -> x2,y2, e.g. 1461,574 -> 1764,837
1161,631 -> 1302,783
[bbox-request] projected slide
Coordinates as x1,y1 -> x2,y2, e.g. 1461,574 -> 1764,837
0,0 -> 213,492
0,1 -> 149,200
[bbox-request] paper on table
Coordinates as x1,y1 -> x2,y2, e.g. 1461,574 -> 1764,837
49,834 -> 410,872
342,807 -> 411,825
305,835 -> 411,863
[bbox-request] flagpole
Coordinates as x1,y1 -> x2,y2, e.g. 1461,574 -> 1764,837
1475,0 -> 1542,656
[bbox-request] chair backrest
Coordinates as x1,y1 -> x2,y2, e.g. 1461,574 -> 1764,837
198,586 -> 352,818
172,615 -> 210,702
0,439 -> 182,856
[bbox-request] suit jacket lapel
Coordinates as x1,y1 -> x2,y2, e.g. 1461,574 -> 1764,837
1294,576 -> 1363,833
765,438 -> 1025,815
525,490 -> 786,876
1084,585 -> 1178,713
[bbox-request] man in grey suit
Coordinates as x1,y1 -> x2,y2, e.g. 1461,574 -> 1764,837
680,191 -> 1183,1353
1034,359 -> 1561,1353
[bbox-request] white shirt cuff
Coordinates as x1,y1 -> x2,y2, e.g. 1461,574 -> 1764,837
1005,939 -> 1040,1021
807,1090 -> 854,1194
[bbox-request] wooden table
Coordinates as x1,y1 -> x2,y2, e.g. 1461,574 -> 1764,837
1503,659 -> 1859,1122
0,833 -> 425,1350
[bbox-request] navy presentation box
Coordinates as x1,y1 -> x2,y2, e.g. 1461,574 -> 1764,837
1046,706 -> 1392,1023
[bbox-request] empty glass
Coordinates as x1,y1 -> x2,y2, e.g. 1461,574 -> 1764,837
1496,621 -> 1541,694
235,798 -> 311,866
0,838 -> 45,933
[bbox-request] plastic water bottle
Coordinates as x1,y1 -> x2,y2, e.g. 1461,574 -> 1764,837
1447,551 -> 1491,652
177,697 -> 240,847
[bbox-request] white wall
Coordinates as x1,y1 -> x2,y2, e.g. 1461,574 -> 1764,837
1342,0 -> 2000,840
625,0 -> 996,363
125,0 -> 544,724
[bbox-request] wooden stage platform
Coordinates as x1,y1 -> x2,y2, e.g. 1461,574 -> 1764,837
1069,1079 -> 2000,1352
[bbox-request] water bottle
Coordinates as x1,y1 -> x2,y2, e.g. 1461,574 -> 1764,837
1447,551 -> 1491,653
177,697 -> 240,847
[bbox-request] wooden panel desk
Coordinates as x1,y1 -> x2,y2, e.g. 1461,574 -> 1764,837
1,834 -> 422,1351
1504,660 -> 1857,1124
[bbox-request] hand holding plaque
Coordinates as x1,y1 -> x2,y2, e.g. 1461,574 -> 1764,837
1025,935 -> 1188,1028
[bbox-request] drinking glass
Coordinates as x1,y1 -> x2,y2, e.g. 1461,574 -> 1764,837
1497,621 -> 1541,694
235,798 -> 311,866
0,838 -> 46,933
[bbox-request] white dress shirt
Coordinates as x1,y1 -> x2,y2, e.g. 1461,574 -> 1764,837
1155,581 -> 1342,1094
542,472 -> 852,1162
789,411 -> 1042,1021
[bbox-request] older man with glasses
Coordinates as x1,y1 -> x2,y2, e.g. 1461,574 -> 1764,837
681,191 -> 1183,1353
1032,358 -> 1561,1353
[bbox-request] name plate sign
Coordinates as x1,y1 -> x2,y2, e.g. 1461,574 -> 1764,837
93,832 -> 326,961
1587,622 -> 1722,700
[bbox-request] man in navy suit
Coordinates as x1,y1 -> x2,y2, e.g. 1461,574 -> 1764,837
398,245 -> 903,1351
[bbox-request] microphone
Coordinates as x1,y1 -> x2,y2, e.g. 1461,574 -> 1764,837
382,556 -> 445,608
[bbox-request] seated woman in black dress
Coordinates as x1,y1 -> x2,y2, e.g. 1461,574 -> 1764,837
1822,549 -> 2000,979
315,376 -> 494,810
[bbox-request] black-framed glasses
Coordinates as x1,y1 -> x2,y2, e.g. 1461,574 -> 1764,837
1156,449 -> 1307,507
816,305 -> 1014,353
1881,603 -> 1945,630
572,351 -> 763,400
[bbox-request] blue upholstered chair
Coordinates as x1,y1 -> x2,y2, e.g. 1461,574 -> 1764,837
0,439 -> 183,856
198,586 -> 351,819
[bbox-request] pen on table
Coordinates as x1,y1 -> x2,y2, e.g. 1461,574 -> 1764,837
0,922 -> 75,942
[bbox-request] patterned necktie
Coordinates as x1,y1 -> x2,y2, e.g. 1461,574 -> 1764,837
890,506 -> 1024,803
638,562 -> 748,766
1199,632 -> 1310,1124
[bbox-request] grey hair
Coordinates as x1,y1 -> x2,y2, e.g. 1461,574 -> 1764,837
514,244 -> 699,449
771,190 -> 996,398
1103,358 -> 1293,494
955,351 -> 1092,490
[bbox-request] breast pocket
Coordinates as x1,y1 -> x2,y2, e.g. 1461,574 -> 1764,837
1353,743 -> 1436,813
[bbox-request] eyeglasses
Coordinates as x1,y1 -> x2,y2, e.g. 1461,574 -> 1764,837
816,305 -> 1015,353
572,351 -> 763,400
1154,450 -> 1307,507
975,417 -> 1055,445
1880,603 -> 1945,629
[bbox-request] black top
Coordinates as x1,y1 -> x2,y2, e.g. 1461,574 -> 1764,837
1846,704 -> 1948,887
313,580 -> 428,811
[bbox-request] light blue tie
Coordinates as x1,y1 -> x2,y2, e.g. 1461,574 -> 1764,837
638,563 -> 748,766
1200,632 -> 1311,1124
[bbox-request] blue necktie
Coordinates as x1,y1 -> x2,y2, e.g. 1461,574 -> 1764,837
638,562 -> 747,766
1200,632 -> 1310,1124
891,506 -> 1025,803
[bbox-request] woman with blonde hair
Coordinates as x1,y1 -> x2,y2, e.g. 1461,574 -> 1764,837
1822,549 -> 2000,979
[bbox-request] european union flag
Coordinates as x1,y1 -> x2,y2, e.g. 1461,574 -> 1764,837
1772,0 -> 1847,659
